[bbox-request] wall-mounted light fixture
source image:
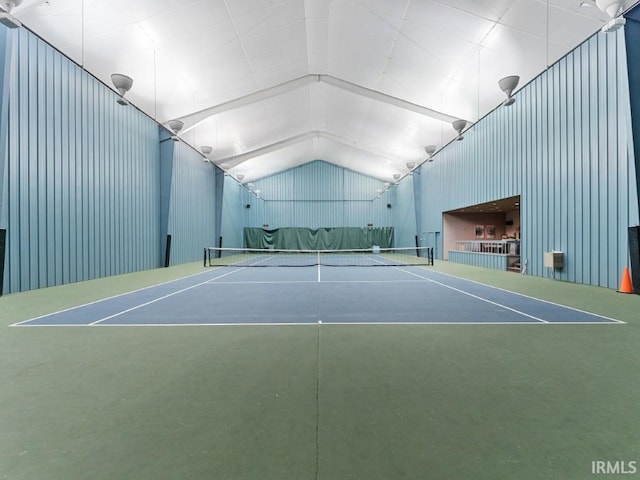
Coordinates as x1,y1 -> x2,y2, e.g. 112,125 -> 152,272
452,120 -> 467,141
167,119 -> 184,140
0,0 -> 23,12
498,75 -> 519,106
201,145 -> 213,162
0,1 -> 24,28
596,0 -> 624,17
596,0 -> 626,31
111,73 -> 133,105
425,145 -> 437,162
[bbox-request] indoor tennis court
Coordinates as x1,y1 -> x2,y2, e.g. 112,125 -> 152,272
3,1 -> 640,479
11,254 -> 623,327
2,261 -> 639,480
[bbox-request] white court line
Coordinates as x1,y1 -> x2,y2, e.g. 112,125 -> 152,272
13,257 -> 624,327
88,268 -> 247,326
95,322 -> 319,327
205,280 -> 318,285
314,321 -> 624,326
14,320 -> 625,327
203,255 -> 274,284
373,261 -> 550,323
10,268 -> 223,327
363,256 -> 609,324
204,279 -> 426,285
83,256 -> 277,326
91,321 -> 624,326
417,268 -> 626,324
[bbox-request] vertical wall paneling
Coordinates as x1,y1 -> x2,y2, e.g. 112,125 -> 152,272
418,28 -> 639,289
624,6 -> 640,219
244,161 -> 392,229
220,161 -> 396,246
221,175 -> 244,248
412,170 -> 422,247
0,28 -> 8,228
0,28 -> 10,294
392,175 -> 417,247
2,27 -> 161,293
214,166 -> 225,247
159,132 -> 174,266
165,141 -> 217,265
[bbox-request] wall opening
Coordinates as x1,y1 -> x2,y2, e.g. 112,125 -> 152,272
443,195 -> 521,271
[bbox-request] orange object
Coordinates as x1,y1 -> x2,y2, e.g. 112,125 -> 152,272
618,266 -> 634,294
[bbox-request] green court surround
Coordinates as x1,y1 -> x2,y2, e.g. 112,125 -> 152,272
1,261 -> 639,479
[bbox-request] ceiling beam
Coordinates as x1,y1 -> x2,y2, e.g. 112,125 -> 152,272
215,131 -> 318,169
319,75 -> 460,123
178,75 -> 318,133
215,129 -> 396,170
175,74 -> 463,134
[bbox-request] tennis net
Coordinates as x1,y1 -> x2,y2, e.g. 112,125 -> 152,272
204,246 -> 434,267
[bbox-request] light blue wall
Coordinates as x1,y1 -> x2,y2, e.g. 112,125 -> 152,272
391,175 -> 417,248
221,161 -> 395,247
220,175 -> 245,248
162,139 -> 219,265
418,29 -> 639,289
3,16 -> 637,293
250,161 -> 391,229
0,27 -> 9,231
0,27 -> 161,293
0,26 -> 223,294
625,6 -> 640,214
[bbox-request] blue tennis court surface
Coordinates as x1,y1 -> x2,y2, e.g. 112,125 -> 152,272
12,265 -> 623,326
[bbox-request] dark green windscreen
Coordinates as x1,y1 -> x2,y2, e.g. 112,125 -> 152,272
243,227 -> 394,250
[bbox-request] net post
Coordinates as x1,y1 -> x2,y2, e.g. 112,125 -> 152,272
203,248 -> 207,267
217,236 -> 223,258
415,235 -> 420,257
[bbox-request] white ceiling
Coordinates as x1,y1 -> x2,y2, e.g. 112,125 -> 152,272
7,0 -> 638,183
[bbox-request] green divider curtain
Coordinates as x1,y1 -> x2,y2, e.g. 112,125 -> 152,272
243,227 -> 394,250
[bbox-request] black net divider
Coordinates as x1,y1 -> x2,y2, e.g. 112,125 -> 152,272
204,246 -> 434,268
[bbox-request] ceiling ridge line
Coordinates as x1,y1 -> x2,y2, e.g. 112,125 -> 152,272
378,0 -> 412,81
351,0 -> 413,162
221,0 -> 261,102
